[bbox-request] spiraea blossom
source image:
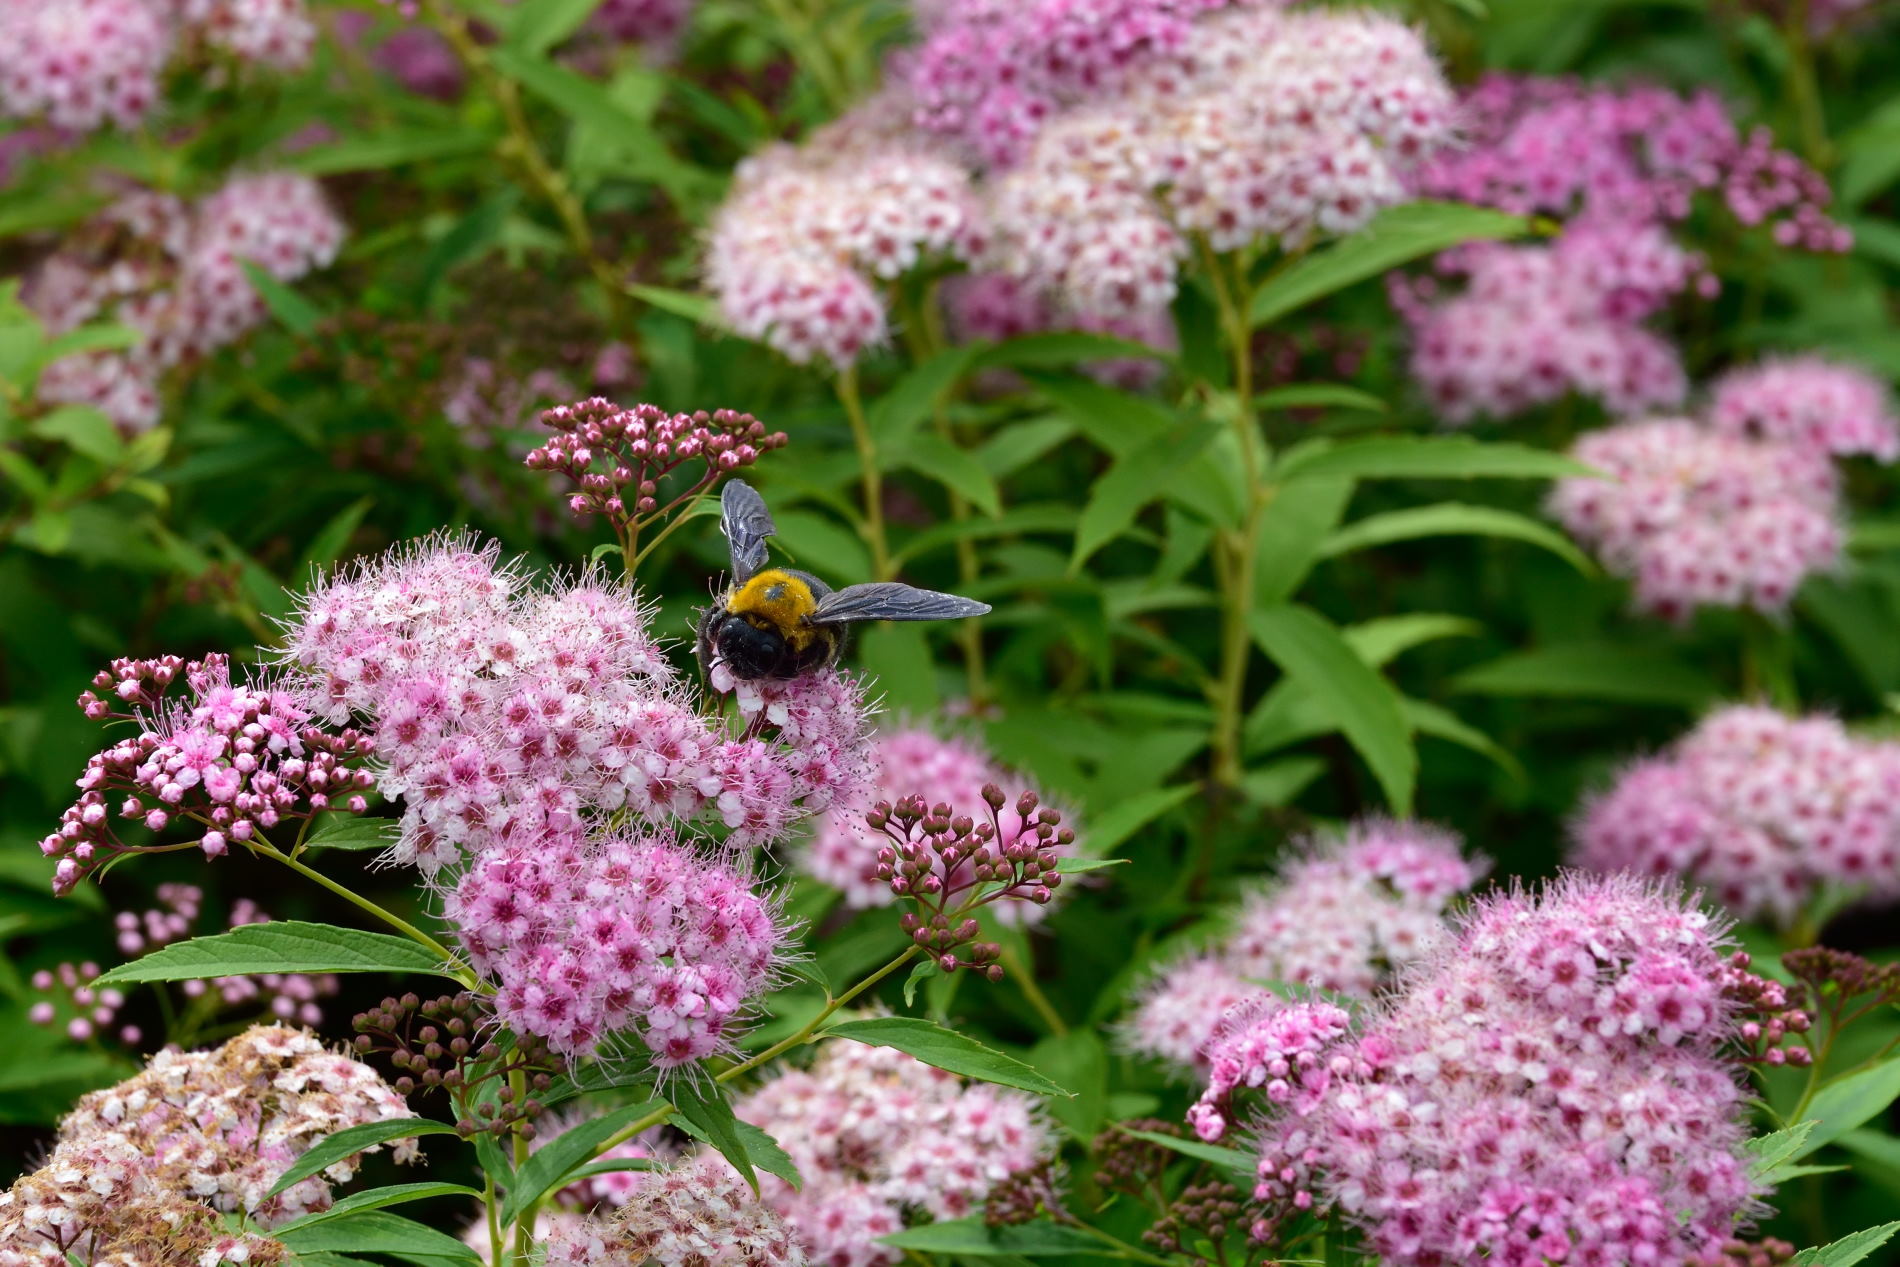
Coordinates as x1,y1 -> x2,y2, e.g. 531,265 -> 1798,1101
0,0 -> 170,131
280,533 -> 871,872
539,1154 -> 807,1267
1549,417 -> 1842,618
1573,705 -> 1900,925
1186,997 -> 1351,1142
1247,875 -> 1796,1266
444,827 -> 792,1062
801,726 -> 1078,922
175,0 -> 316,70
1708,356 -> 1900,460
1124,819 -> 1484,1071
1398,75 -> 1849,423
0,1025 -> 415,1265
706,103 -> 981,366
39,654 -> 376,895
730,1039 -> 1052,1266
25,173 -> 344,432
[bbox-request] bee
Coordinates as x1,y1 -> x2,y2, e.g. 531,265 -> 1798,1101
696,479 -> 991,680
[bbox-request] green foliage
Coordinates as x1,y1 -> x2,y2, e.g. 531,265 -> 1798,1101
95,921 -> 461,985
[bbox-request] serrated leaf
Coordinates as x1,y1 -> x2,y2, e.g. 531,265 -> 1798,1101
1747,1120 -> 1817,1183
881,1216 -> 1112,1257
300,815 -> 399,852
1319,502 -> 1593,573
237,261 -> 322,337
276,1210 -> 480,1264
1054,857 -> 1130,874
1250,604 -> 1415,815
1250,201 -> 1531,327
269,1182 -> 482,1235
1116,1128 -> 1256,1179
1274,434 -> 1593,484
500,1099 -> 667,1225
264,1119 -> 458,1199
903,430 -> 1001,517
823,1017 -> 1070,1097
672,1080 -> 757,1193
903,959 -> 938,1008
1791,1222 -> 1900,1267
670,1112 -> 803,1193
783,959 -> 831,993
1791,1056 -> 1900,1160
96,921 -> 458,985
1071,418 -> 1217,568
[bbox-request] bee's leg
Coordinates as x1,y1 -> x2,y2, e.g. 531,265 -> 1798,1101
694,605 -> 720,683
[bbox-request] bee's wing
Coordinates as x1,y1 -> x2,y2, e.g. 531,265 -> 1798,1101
720,479 -> 776,583
810,582 -> 991,625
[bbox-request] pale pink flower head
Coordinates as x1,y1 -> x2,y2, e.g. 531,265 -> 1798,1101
1121,955 -> 1267,1072
177,0 -> 317,71
1187,996 -> 1352,1142
1572,704 -> 1900,925
540,1154 -> 807,1267
1708,355 -> 1900,461
445,828 -> 792,1064
1248,874 -> 1776,1265
0,0 -> 170,131
1549,417 -> 1842,619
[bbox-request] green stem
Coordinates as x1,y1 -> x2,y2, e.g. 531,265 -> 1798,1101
628,483 -> 716,576
589,947 -> 922,1158
999,945 -> 1068,1036
1782,2 -> 1833,170
484,1168 -> 504,1267
510,1067 -> 535,1266
1055,1215 -> 1179,1267
837,367 -> 893,580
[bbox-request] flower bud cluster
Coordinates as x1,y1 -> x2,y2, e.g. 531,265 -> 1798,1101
867,786 -> 1070,974
79,655 -> 185,719
1094,1119 -> 1184,1197
1145,1179 -> 1248,1263
1784,945 -> 1900,1012
1689,1238 -> 1799,1267
525,397 -> 786,531
41,654 -> 375,894
982,1159 -> 1064,1227
1717,952 -> 1812,1067
26,960 -> 126,1045
351,990 -> 561,1130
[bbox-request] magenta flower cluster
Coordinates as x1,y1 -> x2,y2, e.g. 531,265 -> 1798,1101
733,1039 -> 1052,1267
1398,75 -> 1848,423
1707,355 -> 1900,460
801,726 -> 1078,926
0,0 -> 313,134
40,654 -> 376,896
1186,997 -> 1350,1143
24,174 -> 344,432
1247,875 -> 1783,1267
444,829 -> 787,1064
1124,819 -> 1484,1070
1573,705 -> 1900,925
1548,415 -> 1844,618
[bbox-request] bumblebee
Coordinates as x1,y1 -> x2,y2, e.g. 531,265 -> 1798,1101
696,479 -> 991,680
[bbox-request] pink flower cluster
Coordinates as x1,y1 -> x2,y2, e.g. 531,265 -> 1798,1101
0,0 -> 314,133
1248,875 -> 1775,1266
540,1155 -> 806,1267
1549,416 -> 1842,618
706,115 -> 981,365
40,654 -> 376,895
732,1039 -> 1052,1266
283,535 -> 871,872
1573,705 -> 1900,925
1186,997 -> 1350,1143
29,883 -> 338,1044
1399,75 -> 1849,424
0,1025 -> 415,1267
444,829 -> 789,1063
801,726 -> 1078,927
25,173 -> 344,432
1124,819 -> 1483,1070
1708,355 -> 1900,460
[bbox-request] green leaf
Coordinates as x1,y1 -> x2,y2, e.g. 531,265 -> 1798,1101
783,959 -> 830,993
288,130 -> 497,175
626,283 -> 720,326
1451,642 -> 1722,710
508,0 -> 600,52
670,1114 -> 803,1192
1319,502 -> 1594,573
500,1099 -> 667,1225
1344,613 -> 1482,666
1240,755 -> 1327,806
770,508 -> 873,583
1071,418 -> 1217,568
1791,1222 -> 1900,1267
96,921 -> 458,986
902,430 -> 1001,517
1249,604 -> 1416,815
1274,434 -> 1594,484
671,1079 -> 758,1193
1403,698 -> 1523,782
43,323 -> 139,363
1747,1120 -> 1817,1183
297,496 -> 375,577
869,345 -> 981,457
1792,1056 -> 1900,1160
1253,475 -> 1355,604
1256,383 -> 1388,413
1116,1127 -> 1255,1180
490,46 -> 645,134
1079,784 -> 1195,852
1054,857 -> 1131,875
881,1216 -> 1112,1257
264,1118 -> 459,1199
237,261 -> 323,336
269,1182 -> 482,1235
1250,201 -> 1531,327
823,1016 -> 1071,1097
300,815 -> 399,852
31,405 -> 123,464
975,331 -> 1170,370
903,959 -> 938,1008
420,191 -> 518,303
1023,371 -> 1174,458
276,1210 -> 480,1264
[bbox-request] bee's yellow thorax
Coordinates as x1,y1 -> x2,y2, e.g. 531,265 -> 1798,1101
727,570 -> 820,650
